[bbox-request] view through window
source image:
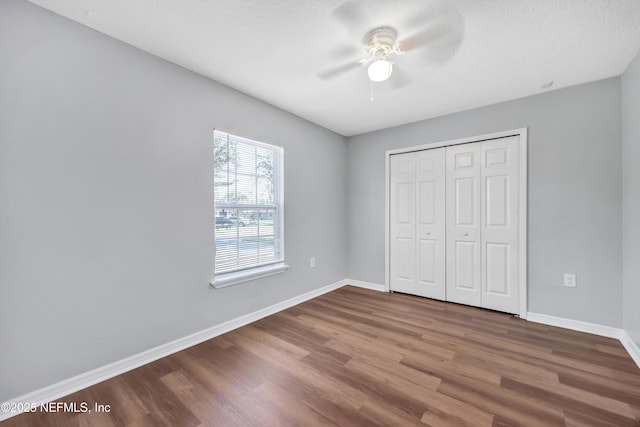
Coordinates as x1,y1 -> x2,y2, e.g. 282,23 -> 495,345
213,130 -> 284,275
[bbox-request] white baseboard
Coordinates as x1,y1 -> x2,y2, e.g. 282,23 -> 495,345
620,330 -> 640,369
345,279 -> 386,292
0,279 -> 346,422
526,313 -> 640,370
526,312 -> 621,339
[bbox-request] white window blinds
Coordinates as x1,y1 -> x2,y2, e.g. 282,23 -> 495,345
213,130 -> 284,275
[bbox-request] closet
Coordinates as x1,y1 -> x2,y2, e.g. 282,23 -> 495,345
389,134 -> 525,315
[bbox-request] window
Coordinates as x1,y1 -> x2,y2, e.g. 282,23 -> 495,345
211,130 -> 286,287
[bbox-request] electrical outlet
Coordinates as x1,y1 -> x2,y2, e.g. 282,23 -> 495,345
563,273 -> 577,288
310,258 -> 316,268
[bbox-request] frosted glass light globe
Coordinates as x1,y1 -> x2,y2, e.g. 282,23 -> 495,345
367,59 -> 393,82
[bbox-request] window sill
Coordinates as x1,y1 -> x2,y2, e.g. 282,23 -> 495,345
210,263 -> 289,289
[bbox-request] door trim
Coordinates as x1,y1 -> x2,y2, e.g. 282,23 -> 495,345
385,128 -> 528,318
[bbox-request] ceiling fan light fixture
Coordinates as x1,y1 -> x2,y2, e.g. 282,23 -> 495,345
368,59 -> 393,82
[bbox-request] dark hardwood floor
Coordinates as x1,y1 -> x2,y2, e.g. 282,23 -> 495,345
3,286 -> 640,426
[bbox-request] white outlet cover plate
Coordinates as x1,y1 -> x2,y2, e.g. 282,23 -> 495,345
564,273 -> 577,287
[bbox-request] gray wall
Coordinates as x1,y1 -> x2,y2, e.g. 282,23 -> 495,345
622,51 -> 640,347
347,78 -> 623,327
0,0 -> 347,401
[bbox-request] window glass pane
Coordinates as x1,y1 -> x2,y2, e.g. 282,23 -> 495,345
256,177 -> 271,205
213,135 -> 232,205
237,209 -> 256,238
235,173 -> 256,204
258,209 -> 274,235
213,130 -> 283,275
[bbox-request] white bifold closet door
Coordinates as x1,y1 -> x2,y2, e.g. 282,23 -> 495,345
445,143 -> 482,307
390,153 -> 416,294
479,137 -> 520,314
445,137 -> 520,313
390,136 -> 521,314
390,148 -> 446,300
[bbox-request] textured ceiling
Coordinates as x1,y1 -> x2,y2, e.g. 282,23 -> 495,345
27,0 -> 640,136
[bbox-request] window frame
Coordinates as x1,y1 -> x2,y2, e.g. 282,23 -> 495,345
210,130 -> 288,288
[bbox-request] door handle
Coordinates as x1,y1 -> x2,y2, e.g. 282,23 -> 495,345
463,232 -> 469,237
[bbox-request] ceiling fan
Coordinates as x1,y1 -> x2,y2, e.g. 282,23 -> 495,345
317,1 -> 464,87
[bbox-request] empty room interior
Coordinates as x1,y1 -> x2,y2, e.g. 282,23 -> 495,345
2,0 -> 640,425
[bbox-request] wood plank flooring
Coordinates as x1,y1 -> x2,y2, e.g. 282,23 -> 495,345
3,286 -> 640,426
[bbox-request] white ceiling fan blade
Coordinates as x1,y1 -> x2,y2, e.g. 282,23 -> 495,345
331,1 -> 371,36
395,4 -> 464,59
317,59 -> 367,81
396,20 -> 459,52
326,44 -> 362,63
422,34 -> 464,66
389,64 -> 411,89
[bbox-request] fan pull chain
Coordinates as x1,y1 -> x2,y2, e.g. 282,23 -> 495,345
370,79 -> 374,102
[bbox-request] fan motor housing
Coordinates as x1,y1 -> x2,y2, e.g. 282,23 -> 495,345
364,26 -> 397,57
